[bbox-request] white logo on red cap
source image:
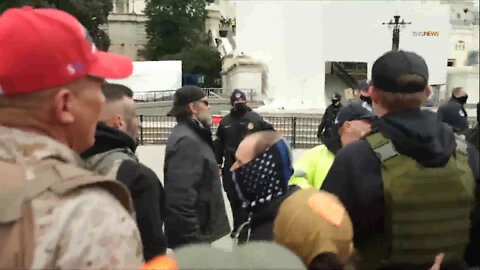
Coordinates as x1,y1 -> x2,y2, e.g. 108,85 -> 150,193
67,64 -> 76,75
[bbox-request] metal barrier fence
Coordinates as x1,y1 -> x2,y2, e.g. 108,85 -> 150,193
134,88 -> 229,102
138,115 -> 321,148
138,115 -> 478,148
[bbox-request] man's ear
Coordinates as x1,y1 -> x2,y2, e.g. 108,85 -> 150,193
188,102 -> 197,114
112,114 -> 125,129
369,87 -> 379,104
52,88 -> 75,124
424,86 -> 432,99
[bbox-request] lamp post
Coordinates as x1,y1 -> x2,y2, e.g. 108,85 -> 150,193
382,15 -> 412,51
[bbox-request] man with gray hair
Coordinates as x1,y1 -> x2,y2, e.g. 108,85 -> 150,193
0,7 -> 142,269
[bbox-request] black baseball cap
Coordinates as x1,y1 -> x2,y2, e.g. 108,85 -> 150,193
167,85 -> 206,116
371,50 -> 429,93
335,102 -> 375,127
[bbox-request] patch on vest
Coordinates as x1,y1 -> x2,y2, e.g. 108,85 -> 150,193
248,123 -> 255,130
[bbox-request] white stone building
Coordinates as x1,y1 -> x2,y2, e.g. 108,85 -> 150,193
104,0 -> 478,112
106,0 -> 148,61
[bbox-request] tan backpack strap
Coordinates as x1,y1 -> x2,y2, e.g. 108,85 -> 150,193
0,161 -> 26,223
48,162 -> 134,213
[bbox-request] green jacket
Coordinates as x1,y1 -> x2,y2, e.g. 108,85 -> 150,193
289,145 -> 335,189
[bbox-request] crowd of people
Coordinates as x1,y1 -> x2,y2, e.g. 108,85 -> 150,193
0,6 -> 479,270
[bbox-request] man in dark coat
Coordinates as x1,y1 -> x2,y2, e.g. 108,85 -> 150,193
82,83 -> 167,260
466,103 -> 479,151
164,86 -> 230,249
214,89 -> 273,234
318,93 -> 343,144
321,51 -> 479,269
437,86 -> 469,133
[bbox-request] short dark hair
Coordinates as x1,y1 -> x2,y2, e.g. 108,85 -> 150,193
101,83 -> 133,102
308,253 -> 344,270
374,74 -> 428,112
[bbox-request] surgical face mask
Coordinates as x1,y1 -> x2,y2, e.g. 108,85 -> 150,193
360,95 -> 372,105
453,95 -> 468,105
234,102 -> 248,114
232,139 -> 292,211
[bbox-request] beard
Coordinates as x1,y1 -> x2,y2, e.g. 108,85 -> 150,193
197,111 -> 212,128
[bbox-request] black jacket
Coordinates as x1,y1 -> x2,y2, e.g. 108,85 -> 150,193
81,123 -> 167,260
164,119 -> 230,248
249,185 -> 300,241
318,103 -> 342,141
214,108 -> 274,170
467,124 -> 479,152
437,98 -> 468,132
321,109 -> 480,267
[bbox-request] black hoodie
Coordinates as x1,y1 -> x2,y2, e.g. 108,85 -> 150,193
321,109 -> 480,267
82,123 -> 168,260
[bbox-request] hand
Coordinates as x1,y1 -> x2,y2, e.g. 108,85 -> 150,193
428,253 -> 444,270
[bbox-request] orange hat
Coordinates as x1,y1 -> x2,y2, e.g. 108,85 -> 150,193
273,188 -> 353,266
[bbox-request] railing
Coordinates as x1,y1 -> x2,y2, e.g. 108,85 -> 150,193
133,90 -> 176,102
138,114 -> 479,148
133,88 -> 256,102
202,88 -> 225,99
138,115 -> 321,148
332,62 -> 359,89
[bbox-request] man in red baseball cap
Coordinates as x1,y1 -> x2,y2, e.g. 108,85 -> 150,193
0,7 -> 143,269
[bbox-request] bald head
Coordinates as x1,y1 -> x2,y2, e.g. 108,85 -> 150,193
99,83 -> 140,141
230,131 -> 284,171
452,87 -> 467,98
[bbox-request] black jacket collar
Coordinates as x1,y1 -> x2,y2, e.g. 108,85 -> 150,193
181,119 -> 215,151
81,122 -> 136,159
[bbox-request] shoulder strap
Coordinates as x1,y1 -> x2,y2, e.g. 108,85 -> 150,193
365,132 -> 399,163
0,161 -> 27,223
48,161 -> 134,213
84,148 -> 137,176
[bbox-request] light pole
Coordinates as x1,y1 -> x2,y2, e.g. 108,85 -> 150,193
382,15 -> 412,51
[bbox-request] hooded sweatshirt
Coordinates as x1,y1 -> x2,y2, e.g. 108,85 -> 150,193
82,123 -> 168,260
321,108 -> 480,267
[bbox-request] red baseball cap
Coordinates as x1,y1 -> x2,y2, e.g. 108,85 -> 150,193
0,6 -> 133,95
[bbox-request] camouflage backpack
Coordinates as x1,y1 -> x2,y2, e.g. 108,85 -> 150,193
0,158 -> 133,269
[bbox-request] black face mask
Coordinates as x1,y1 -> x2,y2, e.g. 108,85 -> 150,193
332,99 -> 341,107
232,140 -> 292,211
453,95 -> 468,105
360,95 -> 372,105
234,102 -> 248,114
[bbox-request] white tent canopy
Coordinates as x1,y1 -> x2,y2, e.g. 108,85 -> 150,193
108,61 -> 182,93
